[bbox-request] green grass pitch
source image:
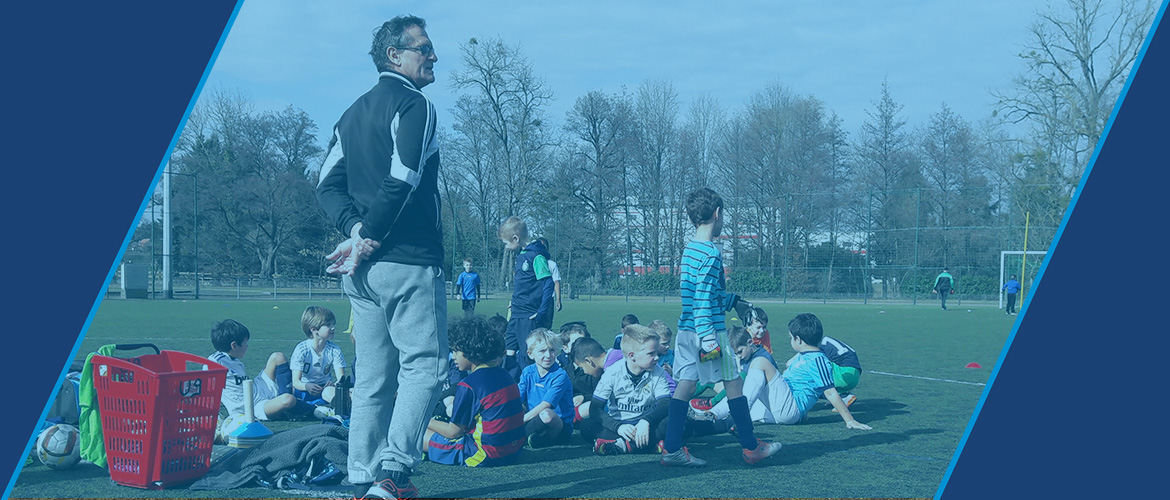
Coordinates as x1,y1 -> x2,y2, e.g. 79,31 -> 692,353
11,297 -> 1013,498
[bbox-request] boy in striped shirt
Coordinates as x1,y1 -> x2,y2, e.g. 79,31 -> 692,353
661,188 -> 781,467
424,316 -> 525,467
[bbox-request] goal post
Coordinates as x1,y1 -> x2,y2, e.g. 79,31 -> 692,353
999,251 -> 1047,309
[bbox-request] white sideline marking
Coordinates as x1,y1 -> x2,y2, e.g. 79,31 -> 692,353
868,370 -> 985,387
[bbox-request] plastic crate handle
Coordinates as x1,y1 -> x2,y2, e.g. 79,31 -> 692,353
114,343 -> 161,354
94,354 -> 152,382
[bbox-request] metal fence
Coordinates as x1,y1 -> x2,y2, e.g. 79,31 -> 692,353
115,184 -> 1059,306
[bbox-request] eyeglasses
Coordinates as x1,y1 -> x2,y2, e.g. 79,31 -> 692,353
395,45 -> 434,57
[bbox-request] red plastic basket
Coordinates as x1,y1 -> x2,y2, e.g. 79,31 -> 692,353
91,350 -> 227,489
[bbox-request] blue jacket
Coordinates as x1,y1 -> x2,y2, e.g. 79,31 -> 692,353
1003,279 -> 1021,294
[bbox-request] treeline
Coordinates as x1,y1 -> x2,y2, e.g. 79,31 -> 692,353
140,0 -> 1153,294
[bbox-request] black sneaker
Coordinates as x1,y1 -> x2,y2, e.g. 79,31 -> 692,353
361,470 -> 418,499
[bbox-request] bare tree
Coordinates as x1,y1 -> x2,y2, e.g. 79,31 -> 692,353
630,80 -> 680,273
449,37 -> 554,282
995,0 -> 1156,190
564,90 -> 635,287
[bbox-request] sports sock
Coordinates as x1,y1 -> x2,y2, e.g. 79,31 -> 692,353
274,363 -> 293,395
663,398 -> 688,453
727,396 -> 758,449
711,389 -> 727,404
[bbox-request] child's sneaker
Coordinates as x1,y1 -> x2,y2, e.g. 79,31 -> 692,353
687,406 -> 716,421
528,433 -> 552,449
593,438 -> 628,455
689,397 -> 713,411
361,469 -> 418,499
314,405 -> 337,419
831,394 -> 857,413
660,446 -> 707,467
743,439 -> 782,465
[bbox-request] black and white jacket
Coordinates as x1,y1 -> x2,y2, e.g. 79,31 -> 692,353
316,72 -> 444,267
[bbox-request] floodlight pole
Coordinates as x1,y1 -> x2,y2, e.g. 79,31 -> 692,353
163,169 -> 199,299
162,168 -> 172,299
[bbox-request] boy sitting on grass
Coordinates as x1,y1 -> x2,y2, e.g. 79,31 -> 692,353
209,319 -> 314,425
519,328 -> 575,448
699,314 -> 870,430
817,333 -> 863,411
569,336 -> 607,441
424,316 -> 525,467
291,306 -> 347,408
591,324 -> 671,455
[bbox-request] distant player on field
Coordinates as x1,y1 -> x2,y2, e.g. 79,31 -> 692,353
1002,274 -> 1020,315
933,268 -> 955,310
455,258 -> 481,316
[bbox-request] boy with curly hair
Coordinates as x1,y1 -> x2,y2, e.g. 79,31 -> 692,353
424,316 -> 525,467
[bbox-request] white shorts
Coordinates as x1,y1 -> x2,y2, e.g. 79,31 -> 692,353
709,373 -> 802,425
674,329 -> 737,385
250,371 -> 279,421
760,375 -> 802,425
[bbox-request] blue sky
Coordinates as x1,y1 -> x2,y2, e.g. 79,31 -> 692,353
205,0 -> 1055,147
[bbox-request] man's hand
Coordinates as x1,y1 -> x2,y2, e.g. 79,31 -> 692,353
325,231 -> 381,276
557,300 -> 563,312
306,383 -> 324,396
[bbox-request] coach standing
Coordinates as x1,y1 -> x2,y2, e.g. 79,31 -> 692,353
316,15 -> 445,499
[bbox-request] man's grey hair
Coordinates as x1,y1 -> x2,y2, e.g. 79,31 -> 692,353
370,15 -> 426,73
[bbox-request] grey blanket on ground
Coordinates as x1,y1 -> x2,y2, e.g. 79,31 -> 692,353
189,424 -> 349,491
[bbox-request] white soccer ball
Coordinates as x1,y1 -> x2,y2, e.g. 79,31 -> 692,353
216,414 -> 246,444
35,424 -> 81,470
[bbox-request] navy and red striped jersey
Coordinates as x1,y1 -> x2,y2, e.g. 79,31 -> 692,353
450,366 -> 525,465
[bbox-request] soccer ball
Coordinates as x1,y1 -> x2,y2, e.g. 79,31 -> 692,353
216,414 -> 246,444
35,424 -> 81,470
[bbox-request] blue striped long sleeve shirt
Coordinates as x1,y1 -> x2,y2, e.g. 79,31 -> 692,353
678,239 -> 735,339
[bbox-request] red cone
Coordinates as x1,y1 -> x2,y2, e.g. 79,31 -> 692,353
965,362 -> 982,369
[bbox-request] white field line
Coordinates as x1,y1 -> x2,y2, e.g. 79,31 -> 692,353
868,370 -> 986,386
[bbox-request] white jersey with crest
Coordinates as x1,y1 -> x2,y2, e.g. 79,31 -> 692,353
291,339 -> 346,386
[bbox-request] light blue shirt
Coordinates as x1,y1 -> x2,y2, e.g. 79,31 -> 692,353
782,351 -> 835,416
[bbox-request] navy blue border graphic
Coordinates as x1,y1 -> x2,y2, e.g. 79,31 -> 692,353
2,1 -> 242,496
3,2 -> 1168,497
939,2 -> 1168,499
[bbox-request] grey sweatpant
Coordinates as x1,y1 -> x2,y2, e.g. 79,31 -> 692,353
344,262 -> 448,483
